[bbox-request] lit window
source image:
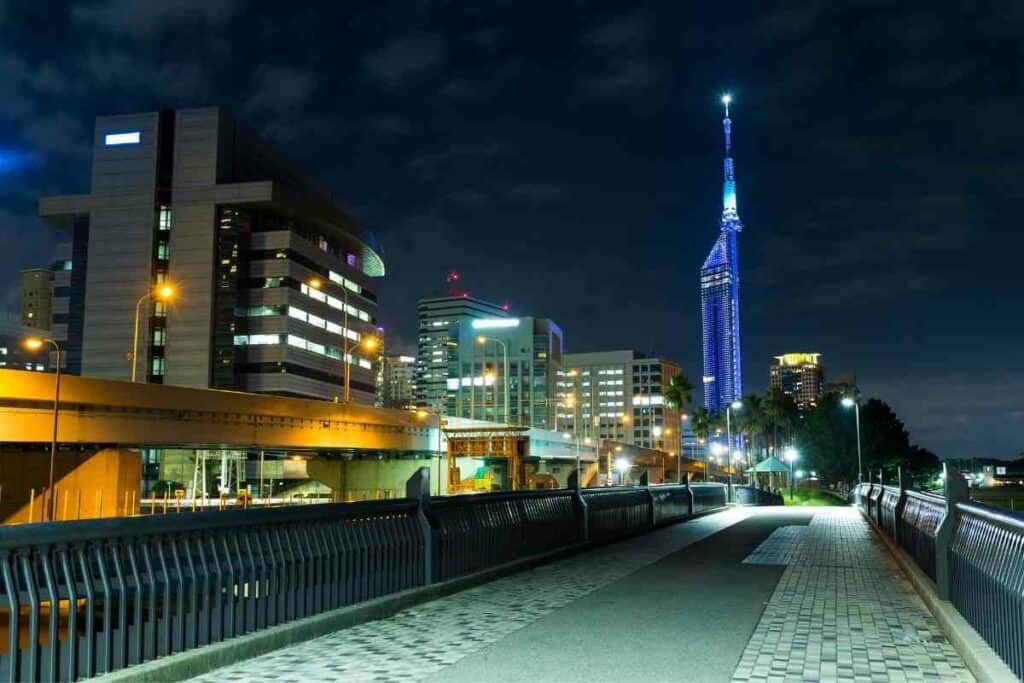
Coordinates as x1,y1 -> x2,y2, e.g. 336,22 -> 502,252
151,357 -> 165,375
105,131 -> 141,146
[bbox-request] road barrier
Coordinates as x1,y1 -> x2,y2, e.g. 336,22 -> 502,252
854,466 -> 1024,678
0,476 -> 738,681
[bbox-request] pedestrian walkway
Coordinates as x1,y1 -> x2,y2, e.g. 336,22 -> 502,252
191,506 -> 972,683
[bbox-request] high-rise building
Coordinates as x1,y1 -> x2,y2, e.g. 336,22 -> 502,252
700,95 -> 744,414
414,296 -> 507,412
20,268 -> 53,329
38,108 -> 384,402
770,353 -> 824,410
379,354 -> 416,409
560,351 -> 682,452
445,316 -> 563,428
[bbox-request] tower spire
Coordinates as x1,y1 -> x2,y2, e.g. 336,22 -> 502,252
720,94 -> 741,231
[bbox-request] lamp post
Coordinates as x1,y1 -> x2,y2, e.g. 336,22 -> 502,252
784,447 -> 799,501
131,284 -> 174,382
726,400 -> 742,500
24,337 -> 61,522
477,336 -> 510,424
842,396 -> 863,483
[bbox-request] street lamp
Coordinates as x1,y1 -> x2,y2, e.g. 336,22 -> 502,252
842,396 -> 863,483
726,400 -> 742,500
614,457 -> 630,486
131,284 -> 175,382
784,447 -> 799,501
477,335 -> 510,424
24,337 -> 61,522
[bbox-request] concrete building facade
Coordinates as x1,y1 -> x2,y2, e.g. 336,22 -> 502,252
38,108 -> 384,402
414,296 -> 507,413
560,350 -> 682,453
379,354 -> 416,410
770,352 -> 824,410
19,268 -> 53,329
445,316 -> 563,429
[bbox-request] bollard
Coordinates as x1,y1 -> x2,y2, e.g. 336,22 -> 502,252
405,467 -> 433,585
935,463 -> 968,600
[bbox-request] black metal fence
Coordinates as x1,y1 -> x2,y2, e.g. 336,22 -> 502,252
733,487 -> 784,507
854,474 -> 1024,678
0,479 -> 733,681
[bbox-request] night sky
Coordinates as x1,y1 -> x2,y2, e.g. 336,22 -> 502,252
1,1 -> 1021,460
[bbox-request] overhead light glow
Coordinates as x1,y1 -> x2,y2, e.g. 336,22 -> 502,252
721,94 -> 732,105
104,131 -> 141,146
471,318 -> 520,329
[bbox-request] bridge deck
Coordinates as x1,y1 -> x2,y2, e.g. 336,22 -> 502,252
191,507 -> 973,683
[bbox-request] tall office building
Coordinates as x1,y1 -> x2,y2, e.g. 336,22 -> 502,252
560,351 -> 682,452
379,354 -> 416,409
770,353 -> 824,410
700,95 -> 744,414
414,296 -> 507,412
445,316 -> 563,428
20,269 -> 53,329
38,108 -> 384,402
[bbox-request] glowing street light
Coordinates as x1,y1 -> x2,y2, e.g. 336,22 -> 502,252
131,283 -> 175,382
614,457 -> 631,486
842,396 -> 863,483
784,447 -> 799,501
23,337 -> 61,522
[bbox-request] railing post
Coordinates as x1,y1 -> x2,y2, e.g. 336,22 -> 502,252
935,463 -> 967,600
568,468 -> 589,544
639,471 -> 656,527
684,471 -> 693,516
875,469 -> 884,525
405,467 -> 433,585
895,465 -> 908,541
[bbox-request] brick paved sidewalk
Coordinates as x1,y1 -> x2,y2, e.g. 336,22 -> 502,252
734,507 -> 973,683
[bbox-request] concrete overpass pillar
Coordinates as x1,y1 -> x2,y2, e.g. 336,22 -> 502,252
1,447 -> 141,523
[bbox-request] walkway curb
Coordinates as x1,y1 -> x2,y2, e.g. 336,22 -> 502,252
858,509 -> 1016,683
93,542 -> 588,683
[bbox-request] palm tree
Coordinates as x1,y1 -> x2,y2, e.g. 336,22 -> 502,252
764,387 -> 799,457
664,373 -> 694,412
737,394 -> 766,468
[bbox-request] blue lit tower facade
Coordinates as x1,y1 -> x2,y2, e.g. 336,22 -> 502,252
700,95 -> 743,413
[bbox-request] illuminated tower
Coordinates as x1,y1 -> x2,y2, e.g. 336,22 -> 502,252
700,94 -> 744,413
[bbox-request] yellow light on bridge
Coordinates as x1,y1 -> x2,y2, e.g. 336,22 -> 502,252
23,337 -> 44,351
156,284 -> 175,301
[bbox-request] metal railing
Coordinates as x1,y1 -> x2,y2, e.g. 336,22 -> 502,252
0,477 -> 738,681
733,486 -> 784,507
854,468 -> 1024,678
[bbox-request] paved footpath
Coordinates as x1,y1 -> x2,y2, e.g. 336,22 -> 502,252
193,506 -> 972,683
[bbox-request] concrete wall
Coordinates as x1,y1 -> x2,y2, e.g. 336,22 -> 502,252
307,457 -> 441,499
1,447 -> 142,523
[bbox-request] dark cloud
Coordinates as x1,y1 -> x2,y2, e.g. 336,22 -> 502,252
407,141 -> 512,181
439,80 -> 477,98
83,48 -> 205,99
362,35 -> 442,88
70,0 -> 237,38
368,115 -> 411,136
507,182 -> 561,202
244,66 -> 315,115
21,112 -> 91,162
582,12 -> 647,48
583,59 -> 658,96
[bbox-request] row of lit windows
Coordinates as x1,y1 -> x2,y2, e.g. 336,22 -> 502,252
236,304 -> 362,341
299,282 -> 371,321
233,334 -> 373,369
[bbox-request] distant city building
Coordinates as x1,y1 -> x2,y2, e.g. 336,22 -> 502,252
380,354 -> 416,409
445,316 -> 563,428
560,351 -> 682,452
38,107 -> 383,403
0,313 -> 50,372
770,353 -> 824,410
414,296 -> 507,413
700,95 -> 744,414
20,268 -> 53,329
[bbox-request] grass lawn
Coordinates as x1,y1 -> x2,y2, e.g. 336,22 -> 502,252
783,488 -> 849,507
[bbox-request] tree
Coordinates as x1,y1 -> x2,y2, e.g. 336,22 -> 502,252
797,393 -> 859,487
736,394 -> 767,466
859,398 -> 911,477
664,374 -> 694,413
763,387 -> 799,457
692,408 -> 714,444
